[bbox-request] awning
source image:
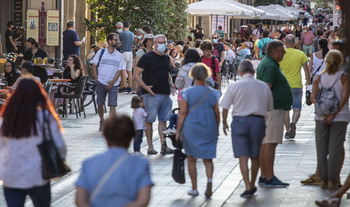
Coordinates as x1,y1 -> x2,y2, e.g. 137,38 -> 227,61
257,6 -> 297,21
186,0 -> 252,17
222,0 -> 266,17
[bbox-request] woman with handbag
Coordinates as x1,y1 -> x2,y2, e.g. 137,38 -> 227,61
176,63 -> 220,197
311,50 -> 349,190
0,78 -> 66,207
75,115 -> 153,207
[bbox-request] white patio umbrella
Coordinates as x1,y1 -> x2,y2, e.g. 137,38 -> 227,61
222,0 -> 266,18
257,6 -> 297,21
186,0 -> 251,16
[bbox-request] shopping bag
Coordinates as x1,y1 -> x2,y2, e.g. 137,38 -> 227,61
172,140 -> 186,184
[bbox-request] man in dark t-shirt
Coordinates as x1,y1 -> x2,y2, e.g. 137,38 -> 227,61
194,28 -> 204,41
134,34 -> 173,155
5,21 -> 22,53
211,34 -> 225,66
63,21 -> 85,60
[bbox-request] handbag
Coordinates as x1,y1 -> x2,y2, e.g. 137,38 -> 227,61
172,140 -> 186,184
37,110 -> 71,180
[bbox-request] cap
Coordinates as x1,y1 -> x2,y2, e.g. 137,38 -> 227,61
21,61 -> 34,70
167,40 -> 175,45
143,34 -> 154,43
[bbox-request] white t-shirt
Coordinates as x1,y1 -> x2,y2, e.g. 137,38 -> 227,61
92,46 -> 125,86
132,108 -> 147,130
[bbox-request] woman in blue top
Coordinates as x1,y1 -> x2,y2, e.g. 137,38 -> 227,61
176,63 -> 220,198
75,115 -> 153,207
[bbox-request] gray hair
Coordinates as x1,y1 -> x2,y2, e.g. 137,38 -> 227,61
266,40 -> 284,56
238,60 -> 255,74
285,34 -> 295,45
116,22 -> 123,27
189,63 -> 212,81
243,42 -> 249,48
154,34 -> 167,43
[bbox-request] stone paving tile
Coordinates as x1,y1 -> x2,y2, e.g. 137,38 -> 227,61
0,81 -> 349,207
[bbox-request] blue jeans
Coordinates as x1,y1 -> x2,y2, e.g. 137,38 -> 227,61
168,114 -> 178,129
134,130 -> 144,152
4,183 -> 51,207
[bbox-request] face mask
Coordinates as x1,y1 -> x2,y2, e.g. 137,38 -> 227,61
137,35 -> 142,40
117,29 -> 123,33
303,30 -> 307,33
157,43 -> 166,53
212,39 -> 218,44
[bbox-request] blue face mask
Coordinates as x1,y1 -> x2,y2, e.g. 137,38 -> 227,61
117,29 -> 123,33
212,39 -> 218,44
137,35 -> 142,40
157,43 -> 166,53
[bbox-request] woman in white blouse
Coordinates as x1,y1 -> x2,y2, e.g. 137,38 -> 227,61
0,78 -> 66,207
309,38 -> 329,82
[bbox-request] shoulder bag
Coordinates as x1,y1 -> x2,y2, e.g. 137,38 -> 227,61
37,110 -> 71,180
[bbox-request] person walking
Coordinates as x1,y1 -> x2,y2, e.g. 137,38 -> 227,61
119,21 -> 135,94
311,50 -> 349,190
221,60 -> 273,198
75,115 -> 153,207
0,78 -> 66,207
134,34 -> 174,155
279,34 -> 311,139
257,30 -> 272,59
299,26 -> 315,58
63,21 -> 85,60
257,40 -> 293,188
200,40 -> 221,90
176,63 -> 220,197
91,33 -> 126,131
131,96 -> 148,156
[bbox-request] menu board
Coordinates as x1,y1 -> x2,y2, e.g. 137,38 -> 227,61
26,10 -> 39,41
46,10 -> 60,46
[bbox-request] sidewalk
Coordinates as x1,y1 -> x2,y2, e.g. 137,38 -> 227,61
0,81 -> 349,207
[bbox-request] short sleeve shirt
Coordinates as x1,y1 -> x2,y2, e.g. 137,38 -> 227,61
119,31 -> 134,53
92,47 -> 125,86
23,48 -> 48,62
301,32 -> 314,45
257,55 -> 293,110
211,43 -> 225,62
257,38 -> 271,58
136,49 -> 147,59
236,48 -> 251,62
279,48 -> 308,88
76,148 -> 153,207
194,32 -> 204,40
137,51 -> 171,94
5,29 -> 15,53
132,108 -> 147,130
202,56 -> 220,81
63,30 -> 80,59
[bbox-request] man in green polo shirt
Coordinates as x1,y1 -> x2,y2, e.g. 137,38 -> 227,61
257,40 -> 293,188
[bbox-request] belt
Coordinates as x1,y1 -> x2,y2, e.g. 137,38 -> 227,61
234,115 -> 264,118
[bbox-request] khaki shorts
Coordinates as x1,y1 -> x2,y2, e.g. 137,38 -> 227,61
122,51 -> 133,71
262,110 -> 285,144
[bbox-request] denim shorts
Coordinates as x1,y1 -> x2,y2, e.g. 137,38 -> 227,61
291,88 -> 302,110
96,81 -> 118,106
231,116 -> 266,158
143,93 -> 172,122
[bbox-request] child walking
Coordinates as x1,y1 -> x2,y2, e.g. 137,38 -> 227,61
131,96 -> 148,156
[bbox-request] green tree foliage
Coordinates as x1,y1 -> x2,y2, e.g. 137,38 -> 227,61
166,0 -> 188,41
85,0 -> 189,42
254,0 -> 285,6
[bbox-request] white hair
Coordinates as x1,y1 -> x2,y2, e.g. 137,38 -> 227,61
116,22 -> 123,27
154,34 -> 167,43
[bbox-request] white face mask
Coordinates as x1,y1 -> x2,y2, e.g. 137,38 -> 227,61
157,43 -> 166,53
117,29 -> 123,33
137,35 -> 142,40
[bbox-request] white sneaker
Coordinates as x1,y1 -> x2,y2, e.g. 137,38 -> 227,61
133,152 -> 144,157
188,189 -> 199,196
169,128 -> 177,135
162,129 -> 172,135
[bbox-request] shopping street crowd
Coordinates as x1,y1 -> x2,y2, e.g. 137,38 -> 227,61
0,2 -> 349,206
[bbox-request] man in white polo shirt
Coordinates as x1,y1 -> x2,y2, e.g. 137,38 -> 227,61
92,33 -> 125,131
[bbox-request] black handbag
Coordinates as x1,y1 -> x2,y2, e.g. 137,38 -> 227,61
37,111 -> 71,180
172,139 -> 186,184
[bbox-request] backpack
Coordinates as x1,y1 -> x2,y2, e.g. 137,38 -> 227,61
96,48 -> 106,68
315,73 -> 342,116
261,39 -> 270,56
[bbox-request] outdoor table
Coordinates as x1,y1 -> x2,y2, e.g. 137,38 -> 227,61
34,64 -> 54,68
50,79 -> 71,82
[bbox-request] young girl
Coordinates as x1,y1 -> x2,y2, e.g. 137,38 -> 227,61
131,96 -> 148,156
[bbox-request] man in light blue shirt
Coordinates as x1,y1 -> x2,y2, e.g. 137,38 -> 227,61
235,42 -> 251,62
119,21 -> 135,93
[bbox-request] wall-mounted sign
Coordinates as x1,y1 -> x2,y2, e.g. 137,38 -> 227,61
46,10 -> 60,46
14,0 -> 22,10
14,12 -> 22,25
27,10 -> 39,41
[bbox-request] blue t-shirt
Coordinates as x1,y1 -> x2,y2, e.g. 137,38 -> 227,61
236,48 -> 251,62
76,147 -> 153,207
119,31 -> 134,53
63,30 -> 80,59
257,38 -> 271,58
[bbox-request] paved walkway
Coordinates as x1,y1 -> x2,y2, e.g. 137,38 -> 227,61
0,80 -> 350,207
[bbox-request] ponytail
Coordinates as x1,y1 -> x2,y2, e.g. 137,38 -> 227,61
26,37 -> 39,48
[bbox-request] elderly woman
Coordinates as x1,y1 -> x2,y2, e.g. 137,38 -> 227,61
311,50 -> 349,190
176,63 -> 220,197
76,115 -> 153,207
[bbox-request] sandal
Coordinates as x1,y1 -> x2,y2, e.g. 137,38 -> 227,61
315,197 -> 340,207
301,174 -> 321,185
147,149 -> 158,155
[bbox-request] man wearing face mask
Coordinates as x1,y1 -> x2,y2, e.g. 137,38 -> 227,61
119,21 -> 135,94
134,34 -> 174,155
211,34 -> 226,68
116,22 -> 123,34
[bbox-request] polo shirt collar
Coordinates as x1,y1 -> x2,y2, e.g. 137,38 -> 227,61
106,46 -> 117,55
241,73 -> 254,79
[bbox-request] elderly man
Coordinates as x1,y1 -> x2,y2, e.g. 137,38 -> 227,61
235,42 -> 251,63
134,34 -> 174,155
279,34 -> 311,139
221,60 -> 273,198
257,40 -> 293,188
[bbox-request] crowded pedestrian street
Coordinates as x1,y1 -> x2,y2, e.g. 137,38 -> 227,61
0,84 -> 348,207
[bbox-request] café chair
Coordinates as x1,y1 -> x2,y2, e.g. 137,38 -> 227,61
44,79 -> 54,95
82,80 -> 97,114
54,76 -> 88,119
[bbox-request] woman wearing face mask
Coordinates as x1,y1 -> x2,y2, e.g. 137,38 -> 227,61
134,29 -> 144,52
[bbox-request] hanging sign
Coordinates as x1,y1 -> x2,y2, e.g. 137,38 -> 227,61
46,10 -> 60,46
27,10 -> 39,41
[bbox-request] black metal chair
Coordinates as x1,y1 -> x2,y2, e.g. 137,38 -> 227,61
54,76 -> 88,119
43,79 -> 54,95
82,80 -> 97,114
